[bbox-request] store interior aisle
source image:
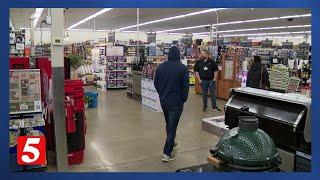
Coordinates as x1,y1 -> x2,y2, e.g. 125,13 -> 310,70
68,87 -> 225,172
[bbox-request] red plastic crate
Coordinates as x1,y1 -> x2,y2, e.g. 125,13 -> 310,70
66,117 -> 76,133
68,150 -> 84,165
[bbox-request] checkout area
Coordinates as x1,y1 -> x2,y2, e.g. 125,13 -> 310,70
203,87 -> 311,172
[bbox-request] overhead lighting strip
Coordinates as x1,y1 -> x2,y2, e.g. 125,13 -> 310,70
193,24 -> 311,35
220,31 -> 311,37
156,13 -> 311,33
33,8 -> 44,28
115,8 -> 228,31
68,8 -> 113,30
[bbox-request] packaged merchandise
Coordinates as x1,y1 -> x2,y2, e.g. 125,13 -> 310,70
9,69 -> 42,114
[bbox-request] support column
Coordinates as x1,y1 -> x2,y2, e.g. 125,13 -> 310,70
136,8 -> 140,58
50,8 -> 68,172
30,13 -> 35,57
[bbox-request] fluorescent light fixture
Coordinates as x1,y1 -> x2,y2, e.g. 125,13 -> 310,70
248,36 -> 305,39
95,29 -> 110,32
33,8 -> 44,28
220,31 -> 310,37
192,24 -> 310,36
157,13 -> 310,33
115,8 -> 227,31
300,14 -> 311,17
68,29 -> 94,31
279,15 -> 301,19
259,26 -> 286,30
68,8 -> 113,29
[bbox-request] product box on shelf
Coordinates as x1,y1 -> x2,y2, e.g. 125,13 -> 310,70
117,63 -> 126,70
117,56 -> 126,62
117,72 -> 127,79
108,80 -> 117,88
108,64 -> 117,70
9,119 -> 21,154
108,72 -> 117,79
9,69 -> 42,114
116,80 -> 126,87
107,56 -> 117,62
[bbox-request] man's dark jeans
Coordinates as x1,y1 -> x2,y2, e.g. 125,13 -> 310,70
161,104 -> 183,156
200,80 -> 217,109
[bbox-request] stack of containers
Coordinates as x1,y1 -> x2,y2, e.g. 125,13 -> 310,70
64,80 -> 86,165
268,64 -> 290,91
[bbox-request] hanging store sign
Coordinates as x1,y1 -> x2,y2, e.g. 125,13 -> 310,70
108,32 -> 116,43
282,41 -> 294,49
181,35 -> 193,46
15,34 -> 25,50
262,40 -> 273,48
147,32 -> 156,44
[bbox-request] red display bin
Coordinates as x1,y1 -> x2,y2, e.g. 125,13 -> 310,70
10,57 -> 30,69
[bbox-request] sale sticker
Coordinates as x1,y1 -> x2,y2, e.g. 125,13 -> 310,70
17,136 -> 46,165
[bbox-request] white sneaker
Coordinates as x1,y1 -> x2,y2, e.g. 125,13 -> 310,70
173,142 -> 178,150
162,154 -> 176,162
172,142 -> 178,155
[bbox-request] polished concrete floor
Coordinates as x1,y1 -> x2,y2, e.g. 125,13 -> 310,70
66,87 -> 225,172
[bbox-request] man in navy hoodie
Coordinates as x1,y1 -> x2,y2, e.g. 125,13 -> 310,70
154,46 -> 189,162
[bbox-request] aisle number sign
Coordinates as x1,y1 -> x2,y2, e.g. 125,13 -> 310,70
17,136 -> 46,165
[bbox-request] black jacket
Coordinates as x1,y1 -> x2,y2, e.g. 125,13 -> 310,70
154,46 -> 189,109
246,62 -> 270,89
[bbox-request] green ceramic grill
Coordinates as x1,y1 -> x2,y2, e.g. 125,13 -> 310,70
210,116 -> 281,172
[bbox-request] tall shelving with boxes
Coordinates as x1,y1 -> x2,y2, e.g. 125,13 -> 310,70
106,46 -> 127,89
93,45 -> 107,91
187,56 -> 197,85
125,45 -> 137,98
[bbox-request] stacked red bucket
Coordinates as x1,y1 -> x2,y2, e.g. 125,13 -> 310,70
64,80 -> 86,165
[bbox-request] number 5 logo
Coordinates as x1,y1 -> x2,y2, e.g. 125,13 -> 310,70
17,136 -> 46,165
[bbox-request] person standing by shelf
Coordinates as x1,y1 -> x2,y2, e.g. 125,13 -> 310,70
246,56 -> 270,90
154,46 -> 189,162
194,50 -> 221,112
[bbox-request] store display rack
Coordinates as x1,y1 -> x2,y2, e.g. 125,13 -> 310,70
106,46 -> 127,89
9,69 -> 47,172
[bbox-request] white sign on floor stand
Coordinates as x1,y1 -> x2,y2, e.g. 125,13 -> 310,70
141,78 -> 162,112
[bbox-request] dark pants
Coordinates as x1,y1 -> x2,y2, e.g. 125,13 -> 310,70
200,80 -> 217,109
161,104 -> 183,156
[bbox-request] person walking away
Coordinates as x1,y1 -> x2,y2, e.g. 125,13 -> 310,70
246,56 -> 270,89
154,46 -> 189,162
194,50 -> 220,112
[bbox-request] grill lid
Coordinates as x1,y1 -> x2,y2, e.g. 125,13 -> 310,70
214,116 -> 279,167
